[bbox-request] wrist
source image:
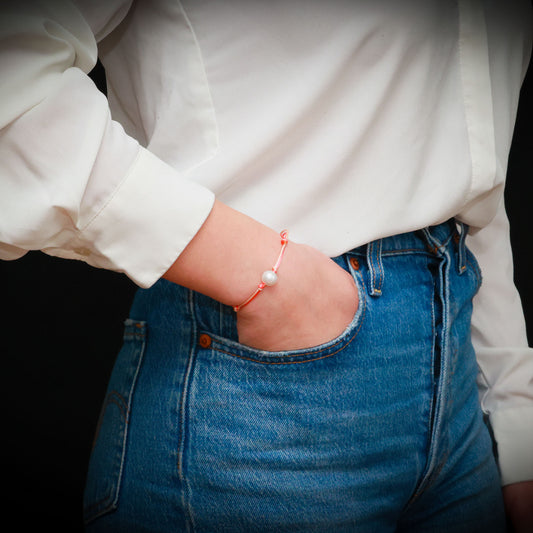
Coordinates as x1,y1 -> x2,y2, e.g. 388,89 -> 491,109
233,230 -> 289,312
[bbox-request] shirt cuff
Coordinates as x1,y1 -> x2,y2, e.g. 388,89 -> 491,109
491,405 -> 533,486
46,146 -> 215,287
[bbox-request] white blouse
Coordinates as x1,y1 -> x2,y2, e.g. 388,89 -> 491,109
0,0 -> 532,484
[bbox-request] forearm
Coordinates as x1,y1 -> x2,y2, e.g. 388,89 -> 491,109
162,200 -> 283,308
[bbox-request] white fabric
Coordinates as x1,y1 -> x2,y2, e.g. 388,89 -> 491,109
0,0 -> 532,484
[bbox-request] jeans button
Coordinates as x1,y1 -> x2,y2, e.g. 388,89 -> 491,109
350,257 -> 360,270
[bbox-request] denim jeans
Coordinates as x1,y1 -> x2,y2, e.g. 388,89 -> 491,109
84,220 -> 505,532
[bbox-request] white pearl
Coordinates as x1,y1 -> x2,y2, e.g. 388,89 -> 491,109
261,270 -> 278,286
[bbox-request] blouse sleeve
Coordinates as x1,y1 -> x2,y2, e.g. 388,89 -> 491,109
467,200 -> 533,486
0,0 -> 215,287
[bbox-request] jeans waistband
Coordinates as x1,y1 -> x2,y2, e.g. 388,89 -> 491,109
345,219 -> 464,255
342,219 -> 469,298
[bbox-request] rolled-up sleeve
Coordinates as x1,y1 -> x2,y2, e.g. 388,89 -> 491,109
0,0 -> 215,287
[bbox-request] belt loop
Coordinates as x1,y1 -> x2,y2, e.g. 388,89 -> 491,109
455,221 -> 469,275
366,239 -> 384,297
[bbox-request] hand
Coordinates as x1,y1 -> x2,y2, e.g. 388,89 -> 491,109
163,200 -> 358,352
503,481 -> 533,533
236,242 -> 359,351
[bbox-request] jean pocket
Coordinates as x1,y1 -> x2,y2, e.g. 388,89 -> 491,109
83,319 -> 146,525
205,267 -> 367,365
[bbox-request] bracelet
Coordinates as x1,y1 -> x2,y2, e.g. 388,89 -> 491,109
233,230 -> 289,312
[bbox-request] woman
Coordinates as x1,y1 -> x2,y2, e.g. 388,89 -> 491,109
1,1 -> 532,531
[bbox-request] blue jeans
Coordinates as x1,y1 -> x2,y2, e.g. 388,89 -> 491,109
84,221 -> 505,532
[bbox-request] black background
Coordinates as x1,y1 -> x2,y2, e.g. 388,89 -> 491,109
2,56 -> 532,531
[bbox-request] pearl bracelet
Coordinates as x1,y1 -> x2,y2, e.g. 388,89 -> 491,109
233,230 -> 289,312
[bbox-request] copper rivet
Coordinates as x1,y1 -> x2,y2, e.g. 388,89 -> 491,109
350,257 -> 360,270
199,334 -> 212,348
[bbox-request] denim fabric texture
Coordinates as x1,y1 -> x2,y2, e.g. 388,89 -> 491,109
84,221 -> 505,532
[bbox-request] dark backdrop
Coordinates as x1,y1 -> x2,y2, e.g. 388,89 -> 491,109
3,57 -> 532,531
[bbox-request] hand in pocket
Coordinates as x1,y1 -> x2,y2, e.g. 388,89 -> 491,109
237,243 -> 359,352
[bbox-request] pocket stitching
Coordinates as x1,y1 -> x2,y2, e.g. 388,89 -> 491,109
208,271 -> 367,364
